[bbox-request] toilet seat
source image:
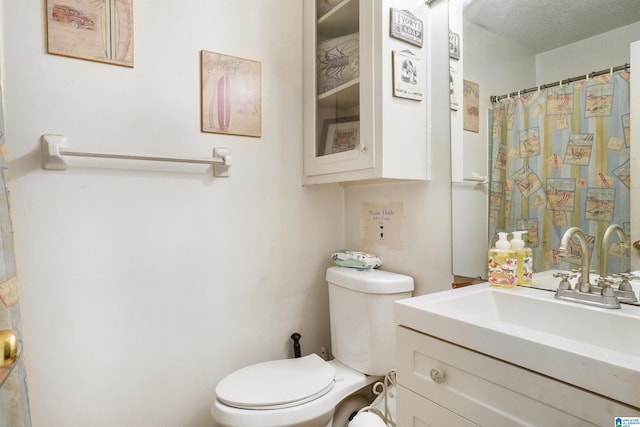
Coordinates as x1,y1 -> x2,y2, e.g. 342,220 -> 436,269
212,359 -> 379,427
215,354 -> 336,410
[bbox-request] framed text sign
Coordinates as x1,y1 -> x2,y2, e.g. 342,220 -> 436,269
392,50 -> 423,101
390,8 -> 423,47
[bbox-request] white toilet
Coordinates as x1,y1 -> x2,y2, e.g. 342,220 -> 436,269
211,266 -> 414,427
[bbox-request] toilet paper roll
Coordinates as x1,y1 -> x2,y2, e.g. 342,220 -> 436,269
348,411 -> 387,427
333,394 -> 371,427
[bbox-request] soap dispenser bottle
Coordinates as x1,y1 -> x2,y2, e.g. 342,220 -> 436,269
511,231 -> 533,286
488,232 -> 517,288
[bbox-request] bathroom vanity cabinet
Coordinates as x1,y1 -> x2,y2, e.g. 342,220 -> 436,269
302,0 -> 428,185
396,326 -> 640,426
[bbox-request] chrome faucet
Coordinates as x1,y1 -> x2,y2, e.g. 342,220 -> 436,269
599,224 -> 626,277
557,227 -> 591,293
555,226 -> 621,309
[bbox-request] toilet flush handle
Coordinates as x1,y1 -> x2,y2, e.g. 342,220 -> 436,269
290,333 -> 302,358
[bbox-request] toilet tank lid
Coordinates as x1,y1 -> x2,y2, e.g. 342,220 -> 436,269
326,266 -> 414,294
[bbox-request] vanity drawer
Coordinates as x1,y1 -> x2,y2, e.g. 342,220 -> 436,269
397,326 -> 640,426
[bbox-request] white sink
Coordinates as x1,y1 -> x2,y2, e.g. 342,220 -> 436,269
395,284 -> 640,408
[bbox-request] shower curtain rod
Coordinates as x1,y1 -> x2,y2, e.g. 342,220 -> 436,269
490,63 -> 630,103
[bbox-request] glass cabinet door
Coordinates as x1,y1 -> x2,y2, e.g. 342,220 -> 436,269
304,0 -> 378,182
314,0 -> 362,163
304,0 -> 428,184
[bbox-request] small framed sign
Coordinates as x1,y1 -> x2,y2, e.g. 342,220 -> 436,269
450,64 -> 460,110
390,8 -> 423,47
392,50 -> 423,101
449,30 -> 460,60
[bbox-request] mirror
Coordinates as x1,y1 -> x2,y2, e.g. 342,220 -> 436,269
450,0 -> 640,287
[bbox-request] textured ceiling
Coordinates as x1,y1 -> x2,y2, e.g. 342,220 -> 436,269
464,0 -> 640,53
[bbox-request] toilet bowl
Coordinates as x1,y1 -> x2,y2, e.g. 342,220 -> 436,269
212,356 -> 379,427
211,267 -> 414,427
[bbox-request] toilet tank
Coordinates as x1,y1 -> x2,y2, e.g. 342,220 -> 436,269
326,266 -> 414,376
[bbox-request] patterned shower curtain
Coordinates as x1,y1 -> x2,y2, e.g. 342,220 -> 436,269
488,70 -> 631,276
0,68 -> 32,426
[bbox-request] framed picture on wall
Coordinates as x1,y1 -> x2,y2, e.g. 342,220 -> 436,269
450,64 -> 460,110
201,50 -> 262,137
392,50 -> 423,101
320,116 -> 360,155
46,0 -> 134,67
389,8 -> 424,47
463,80 -> 480,132
449,30 -> 460,60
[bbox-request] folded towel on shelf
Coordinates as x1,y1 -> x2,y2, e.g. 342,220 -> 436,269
331,250 -> 382,270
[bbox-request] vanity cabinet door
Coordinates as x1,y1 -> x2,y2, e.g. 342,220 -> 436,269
397,384 -> 477,426
396,326 -> 640,426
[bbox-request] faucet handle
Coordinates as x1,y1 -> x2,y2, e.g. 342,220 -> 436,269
615,272 -> 639,281
553,271 -> 576,290
596,277 -> 617,297
570,267 -> 595,275
613,273 -> 638,291
554,271 -> 576,279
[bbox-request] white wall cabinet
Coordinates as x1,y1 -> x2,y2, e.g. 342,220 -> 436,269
303,0 -> 429,185
396,326 -> 640,426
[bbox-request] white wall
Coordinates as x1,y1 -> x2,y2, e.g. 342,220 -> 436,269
536,21 -> 640,83
3,1 -> 343,426
344,0 -> 453,296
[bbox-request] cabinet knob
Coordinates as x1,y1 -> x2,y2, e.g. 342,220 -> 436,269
430,368 -> 446,384
359,144 -> 367,152
634,240 -> 640,250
